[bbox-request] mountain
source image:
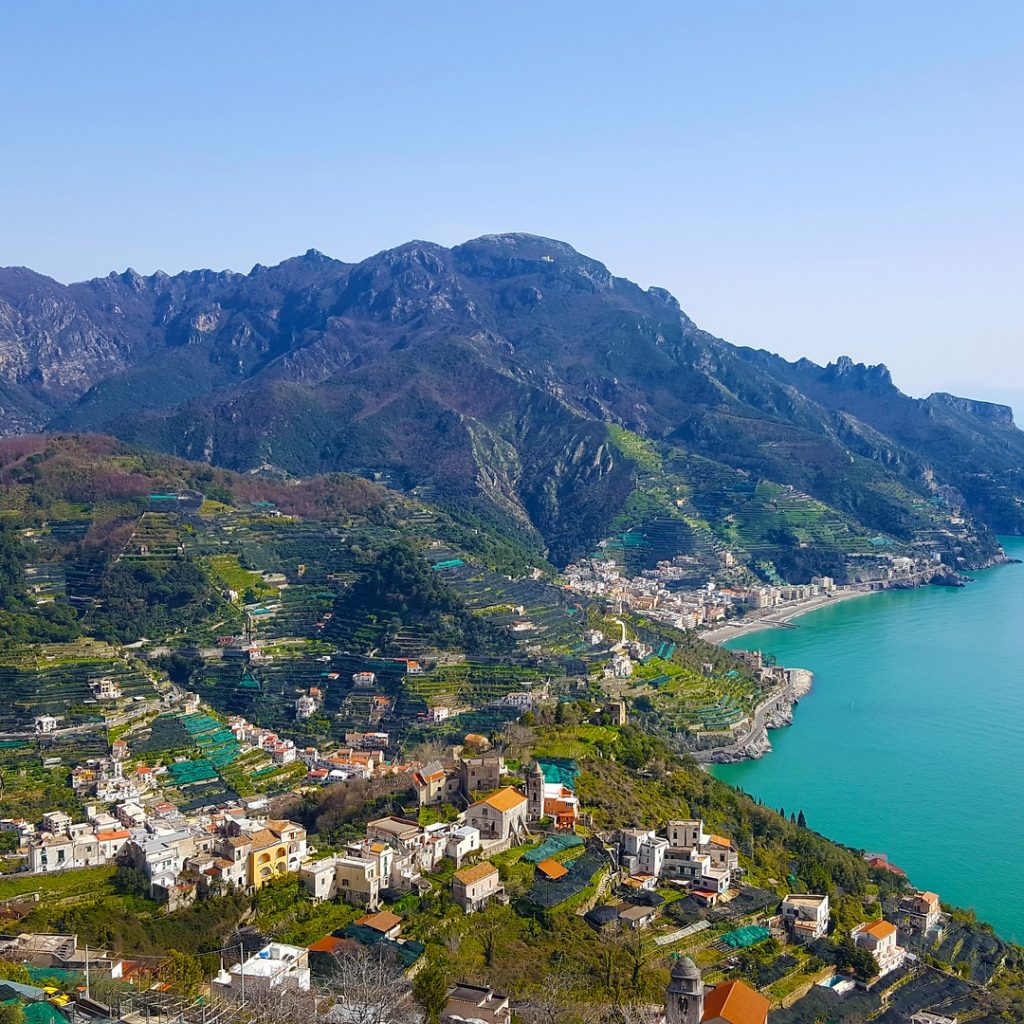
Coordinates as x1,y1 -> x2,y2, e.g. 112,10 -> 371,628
1,234 -> 1022,566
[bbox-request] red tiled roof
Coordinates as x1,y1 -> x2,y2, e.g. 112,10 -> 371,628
701,979 -> 769,1024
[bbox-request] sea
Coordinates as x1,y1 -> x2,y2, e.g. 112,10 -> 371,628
711,536 -> 1024,941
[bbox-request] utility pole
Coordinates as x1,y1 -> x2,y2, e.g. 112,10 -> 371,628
85,943 -> 90,999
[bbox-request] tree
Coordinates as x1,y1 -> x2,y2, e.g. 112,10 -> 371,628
797,809 -> 807,828
0,1003 -> 24,1024
412,954 -> 449,1024
165,949 -> 204,999
0,961 -> 32,984
114,865 -> 151,898
835,937 -> 879,981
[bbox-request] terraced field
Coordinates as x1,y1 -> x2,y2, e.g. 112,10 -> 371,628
0,641 -> 159,732
626,655 -> 761,735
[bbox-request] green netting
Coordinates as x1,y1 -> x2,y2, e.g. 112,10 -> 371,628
538,758 -> 579,789
721,925 -> 771,948
522,834 -> 584,862
26,966 -> 82,984
23,1002 -> 68,1024
169,759 -> 218,783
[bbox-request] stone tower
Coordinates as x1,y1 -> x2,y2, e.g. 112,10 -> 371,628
665,955 -> 703,1024
526,761 -> 545,821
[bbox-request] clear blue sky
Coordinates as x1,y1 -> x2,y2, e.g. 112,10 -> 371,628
2,1 -> 1022,411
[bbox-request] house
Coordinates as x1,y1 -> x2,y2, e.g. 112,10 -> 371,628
452,861 -> 504,912
300,858 -> 340,903
898,890 -> 942,936
605,700 -> 627,726
411,761 -> 454,807
781,893 -> 830,943
466,788 -> 529,843
618,904 -> 657,930
34,715 -> 58,734
667,820 -> 709,849
459,754 -> 505,796
336,856 -> 385,908
366,816 -> 422,845
245,821 -> 307,889
446,825 -> 481,866
352,671 -> 376,688
27,832 -> 100,873
295,696 -> 318,720
851,920 -> 906,977
212,942 -> 310,999
355,910 -> 402,940
442,983 -> 511,1024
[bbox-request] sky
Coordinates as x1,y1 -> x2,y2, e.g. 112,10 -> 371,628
2,1 -> 1022,415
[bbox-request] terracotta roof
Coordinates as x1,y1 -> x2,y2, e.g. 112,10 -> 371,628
866,856 -> 906,876
454,861 -> 498,885
481,787 -> 527,813
356,910 -> 402,933
96,830 -> 131,841
247,828 -> 282,849
308,936 -> 351,955
858,920 -> 897,941
536,858 -> 569,880
918,891 -> 940,907
701,979 -> 770,1024
709,834 -> 733,849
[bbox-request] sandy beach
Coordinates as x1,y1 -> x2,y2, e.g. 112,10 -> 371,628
701,587 -> 878,645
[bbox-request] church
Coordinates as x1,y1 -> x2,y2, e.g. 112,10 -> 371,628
665,956 -> 770,1024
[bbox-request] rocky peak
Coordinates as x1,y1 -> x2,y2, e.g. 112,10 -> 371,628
926,392 -> 1016,426
821,356 -> 894,389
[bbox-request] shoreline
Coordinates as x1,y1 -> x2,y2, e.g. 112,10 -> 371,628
700,587 -> 879,646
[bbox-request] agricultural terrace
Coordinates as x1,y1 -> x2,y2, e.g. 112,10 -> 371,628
622,654 -> 762,736
0,640 -> 161,732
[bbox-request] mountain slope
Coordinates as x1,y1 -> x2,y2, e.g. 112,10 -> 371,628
1,234 -> 1022,564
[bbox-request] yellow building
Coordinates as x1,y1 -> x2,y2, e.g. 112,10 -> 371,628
245,821 -> 307,889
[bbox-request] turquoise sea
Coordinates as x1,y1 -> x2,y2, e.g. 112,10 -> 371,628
711,536 -> 1024,941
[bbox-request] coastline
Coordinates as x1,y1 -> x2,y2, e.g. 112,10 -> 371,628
700,587 -> 879,646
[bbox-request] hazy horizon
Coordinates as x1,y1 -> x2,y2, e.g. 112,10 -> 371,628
2,1 -> 1021,410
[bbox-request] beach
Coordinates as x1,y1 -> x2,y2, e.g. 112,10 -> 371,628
700,587 -> 877,645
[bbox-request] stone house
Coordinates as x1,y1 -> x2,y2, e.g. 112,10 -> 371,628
452,861 -> 503,912
466,788 -> 529,843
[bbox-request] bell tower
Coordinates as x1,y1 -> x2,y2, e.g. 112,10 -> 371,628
527,761 -> 545,821
665,955 -> 703,1024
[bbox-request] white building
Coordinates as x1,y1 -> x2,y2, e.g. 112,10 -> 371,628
212,942 -> 310,998
782,893 -> 831,943
851,920 -> 906,977
295,696 -> 318,720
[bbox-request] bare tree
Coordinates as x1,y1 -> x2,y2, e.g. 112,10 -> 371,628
207,947 -> 419,1024
319,947 -> 420,1024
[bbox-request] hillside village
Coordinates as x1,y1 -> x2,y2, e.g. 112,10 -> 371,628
2,676 -> 1017,1024
0,442 -> 1021,1024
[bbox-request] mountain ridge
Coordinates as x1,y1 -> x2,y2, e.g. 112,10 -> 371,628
1,234 -> 1022,566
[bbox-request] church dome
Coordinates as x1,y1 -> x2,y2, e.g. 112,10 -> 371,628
671,956 -> 700,980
